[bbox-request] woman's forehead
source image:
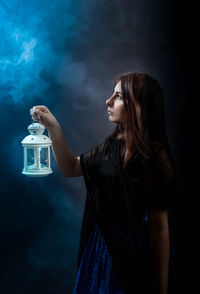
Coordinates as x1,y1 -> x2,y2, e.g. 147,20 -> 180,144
114,80 -> 122,93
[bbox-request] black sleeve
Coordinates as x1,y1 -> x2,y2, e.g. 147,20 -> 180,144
143,144 -> 178,210
79,141 -> 105,192
80,149 -> 94,193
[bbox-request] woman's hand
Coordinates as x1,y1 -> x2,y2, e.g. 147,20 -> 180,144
30,105 -> 59,130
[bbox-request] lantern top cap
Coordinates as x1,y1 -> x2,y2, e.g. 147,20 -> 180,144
28,123 -> 45,135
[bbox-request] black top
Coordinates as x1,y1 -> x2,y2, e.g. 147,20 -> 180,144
77,136 -> 177,291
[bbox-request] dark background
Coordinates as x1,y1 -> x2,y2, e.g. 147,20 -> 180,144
0,0 -> 197,293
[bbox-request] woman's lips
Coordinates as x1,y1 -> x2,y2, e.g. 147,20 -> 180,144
108,111 -> 113,115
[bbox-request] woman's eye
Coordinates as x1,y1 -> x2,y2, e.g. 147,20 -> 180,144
116,95 -> 121,99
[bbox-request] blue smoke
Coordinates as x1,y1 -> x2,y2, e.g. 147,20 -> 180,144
0,0 -> 82,104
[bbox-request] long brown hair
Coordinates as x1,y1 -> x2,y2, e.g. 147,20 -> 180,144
107,72 -> 168,168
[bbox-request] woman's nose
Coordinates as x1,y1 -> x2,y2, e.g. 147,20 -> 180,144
106,96 -> 114,106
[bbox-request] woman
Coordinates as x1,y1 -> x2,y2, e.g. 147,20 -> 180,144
30,72 -> 178,294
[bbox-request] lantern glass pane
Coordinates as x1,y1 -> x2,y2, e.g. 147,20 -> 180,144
27,148 -> 35,168
40,148 -> 48,168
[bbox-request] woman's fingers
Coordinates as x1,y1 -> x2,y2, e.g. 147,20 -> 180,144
34,105 -> 49,113
30,105 -> 49,115
30,106 -> 45,123
29,105 -> 58,129
30,106 -> 49,120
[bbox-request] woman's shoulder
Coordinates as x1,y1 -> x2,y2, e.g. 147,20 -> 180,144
96,136 -> 116,155
83,137 -> 113,158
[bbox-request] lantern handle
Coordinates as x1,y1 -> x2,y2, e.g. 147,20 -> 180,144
30,107 -> 42,124
37,114 -> 41,124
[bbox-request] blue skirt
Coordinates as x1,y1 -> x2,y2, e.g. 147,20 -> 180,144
73,223 -> 127,294
73,223 -> 178,294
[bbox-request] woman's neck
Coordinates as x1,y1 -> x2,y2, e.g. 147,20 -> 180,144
116,133 -> 126,140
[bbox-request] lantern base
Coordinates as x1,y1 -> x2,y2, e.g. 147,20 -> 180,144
22,169 -> 53,177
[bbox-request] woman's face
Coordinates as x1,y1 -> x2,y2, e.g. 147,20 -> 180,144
106,81 -> 127,126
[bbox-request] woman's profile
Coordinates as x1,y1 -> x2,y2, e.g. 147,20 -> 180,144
30,72 -> 178,294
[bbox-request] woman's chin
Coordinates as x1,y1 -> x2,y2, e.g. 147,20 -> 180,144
108,118 -> 118,124
108,116 -> 114,121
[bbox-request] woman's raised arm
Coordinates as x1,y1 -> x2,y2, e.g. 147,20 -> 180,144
30,105 -> 83,177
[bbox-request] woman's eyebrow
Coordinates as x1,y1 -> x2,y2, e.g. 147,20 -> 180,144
115,91 -> 122,94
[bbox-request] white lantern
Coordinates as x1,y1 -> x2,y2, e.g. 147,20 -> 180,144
21,122 -> 53,177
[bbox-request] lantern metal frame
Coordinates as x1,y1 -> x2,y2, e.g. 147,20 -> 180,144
21,122 -> 53,177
